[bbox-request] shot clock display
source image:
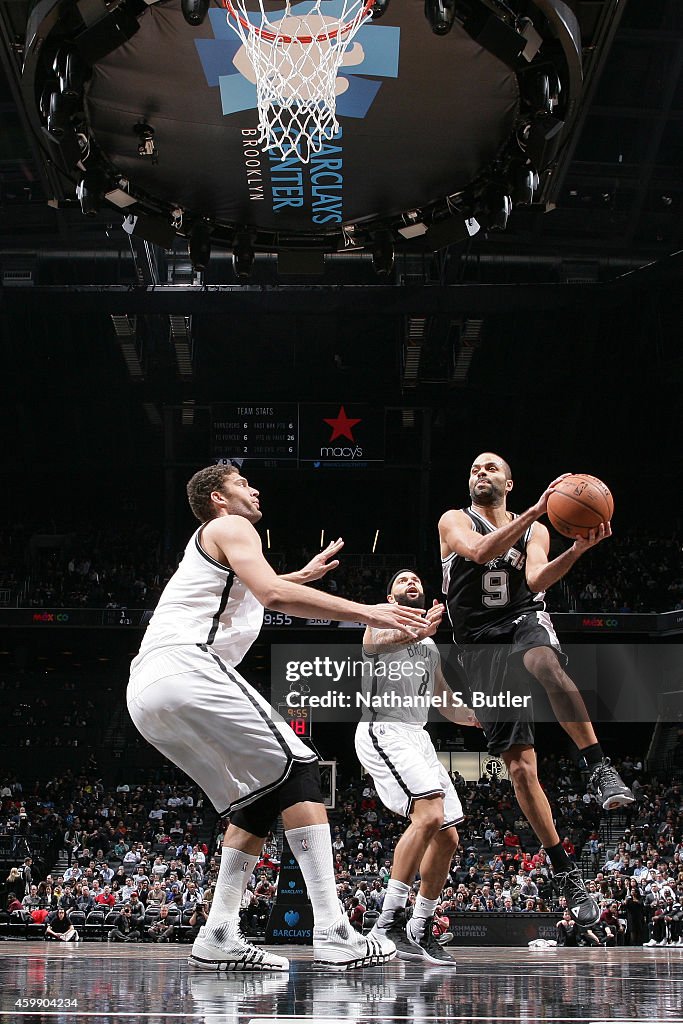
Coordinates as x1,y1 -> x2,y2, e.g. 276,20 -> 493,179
277,704 -> 312,739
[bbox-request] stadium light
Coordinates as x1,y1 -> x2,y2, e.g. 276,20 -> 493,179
371,231 -> 395,277
181,0 -> 210,26
189,221 -> 212,271
232,232 -> 255,281
424,0 -> 456,36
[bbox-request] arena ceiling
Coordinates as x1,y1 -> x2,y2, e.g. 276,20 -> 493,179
0,0 -> 682,277
1,0 -> 682,506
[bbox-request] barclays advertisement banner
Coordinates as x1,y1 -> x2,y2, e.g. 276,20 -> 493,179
265,842 -> 313,945
265,903 -> 313,945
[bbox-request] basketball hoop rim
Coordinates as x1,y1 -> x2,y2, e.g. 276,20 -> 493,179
221,0 -> 376,44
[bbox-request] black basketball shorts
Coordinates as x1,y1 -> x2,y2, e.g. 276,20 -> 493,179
458,609 -> 566,756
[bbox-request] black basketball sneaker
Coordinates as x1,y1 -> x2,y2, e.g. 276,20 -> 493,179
371,909 -> 456,966
587,757 -> 635,810
553,868 -> 600,927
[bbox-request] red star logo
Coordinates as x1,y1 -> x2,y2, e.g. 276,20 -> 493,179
323,405 -> 362,442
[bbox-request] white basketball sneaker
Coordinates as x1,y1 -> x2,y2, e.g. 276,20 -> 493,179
189,925 -> 289,972
313,912 -> 396,971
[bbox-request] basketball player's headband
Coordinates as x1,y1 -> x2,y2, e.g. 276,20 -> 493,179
386,569 -> 420,596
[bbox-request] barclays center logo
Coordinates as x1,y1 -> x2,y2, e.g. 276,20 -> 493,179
272,906 -> 312,938
195,1 -> 400,120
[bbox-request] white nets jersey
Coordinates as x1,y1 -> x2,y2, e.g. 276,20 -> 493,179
360,635 -> 440,725
134,526 -> 263,667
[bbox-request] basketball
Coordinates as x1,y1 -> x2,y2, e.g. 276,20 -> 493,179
546,474 -> 614,539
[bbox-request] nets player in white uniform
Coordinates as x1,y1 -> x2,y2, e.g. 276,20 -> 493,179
128,463 -> 427,972
439,452 -> 634,927
355,570 -> 480,965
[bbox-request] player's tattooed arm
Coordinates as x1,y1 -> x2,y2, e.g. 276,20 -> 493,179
362,602 -> 444,654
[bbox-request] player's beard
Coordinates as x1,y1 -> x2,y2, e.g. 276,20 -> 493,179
394,592 -> 425,609
242,499 -> 262,523
470,479 -> 504,506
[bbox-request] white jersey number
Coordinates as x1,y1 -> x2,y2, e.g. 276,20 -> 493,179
482,570 -> 510,608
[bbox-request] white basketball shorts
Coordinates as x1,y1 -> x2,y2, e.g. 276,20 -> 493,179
127,643 -> 316,816
354,721 -> 463,827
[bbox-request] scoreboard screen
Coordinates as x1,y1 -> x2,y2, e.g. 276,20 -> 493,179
212,402 -> 384,468
213,404 -> 299,467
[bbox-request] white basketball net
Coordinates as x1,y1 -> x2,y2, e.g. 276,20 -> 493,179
224,0 -> 375,163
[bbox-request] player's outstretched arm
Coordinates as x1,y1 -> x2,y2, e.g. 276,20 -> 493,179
279,538 -> 344,584
204,516 -> 425,634
525,521 -> 611,593
525,522 -> 573,592
363,601 -> 444,654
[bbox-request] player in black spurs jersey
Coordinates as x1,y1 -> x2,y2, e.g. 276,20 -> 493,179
439,453 -> 634,928
128,463 -> 427,973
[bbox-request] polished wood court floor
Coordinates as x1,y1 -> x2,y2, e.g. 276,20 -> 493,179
1,942 -> 682,1023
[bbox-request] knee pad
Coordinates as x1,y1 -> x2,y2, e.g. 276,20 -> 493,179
230,789 -> 280,838
229,760 -> 323,837
277,760 -> 323,812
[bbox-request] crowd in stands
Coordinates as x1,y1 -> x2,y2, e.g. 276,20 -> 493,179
0,674 -> 111,753
1,522 -> 680,613
2,748 -> 682,948
0,769 -> 219,942
326,754 -> 683,947
0,522 -> 170,610
554,532 -> 683,614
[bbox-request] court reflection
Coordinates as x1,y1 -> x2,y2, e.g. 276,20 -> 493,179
186,953 -> 683,1024
188,971 -> 293,1022
286,954 -> 683,1024
1,945 -> 682,1024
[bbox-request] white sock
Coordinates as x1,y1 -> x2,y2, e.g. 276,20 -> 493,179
204,847 -> 258,943
377,879 -> 410,929
408,893 -> 439,939
285,823 -> 339,930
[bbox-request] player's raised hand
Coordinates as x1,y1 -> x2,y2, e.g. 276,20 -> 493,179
366,602 -> 427,637
534,473 -> 573,517
299,538 -> 344,581
572,521 -> 612,554
419,600 -> 444,638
